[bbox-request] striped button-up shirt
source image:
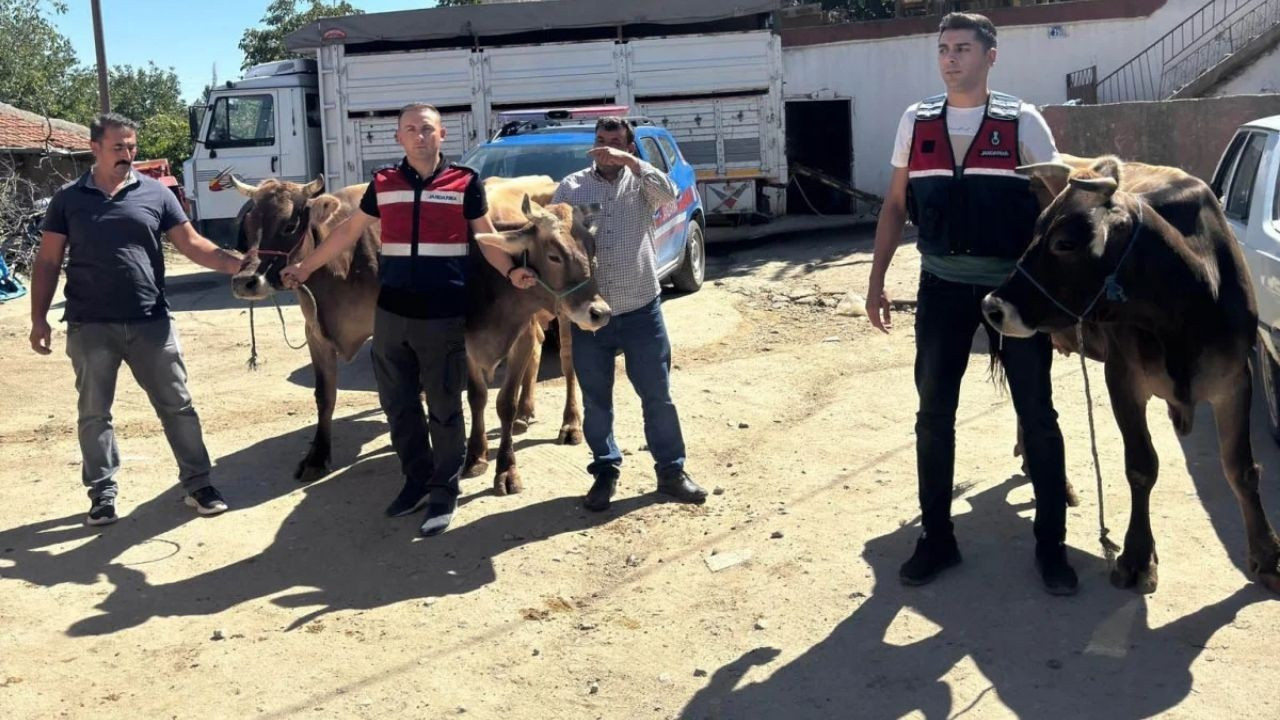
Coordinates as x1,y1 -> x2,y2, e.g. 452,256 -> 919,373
552,160 -> 677,315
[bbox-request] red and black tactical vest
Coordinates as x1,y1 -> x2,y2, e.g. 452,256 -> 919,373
906,92 -> 1040,259
372,160 -> 475,318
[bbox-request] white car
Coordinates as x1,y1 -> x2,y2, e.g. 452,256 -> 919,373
1213,115 -> 1280,442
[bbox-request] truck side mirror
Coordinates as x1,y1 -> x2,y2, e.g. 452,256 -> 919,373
188,105 -> 206,143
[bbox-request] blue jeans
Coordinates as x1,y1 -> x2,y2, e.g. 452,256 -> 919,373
64,317 -> 213,502
571,296 -> 687,480
914,271 -> 1068,547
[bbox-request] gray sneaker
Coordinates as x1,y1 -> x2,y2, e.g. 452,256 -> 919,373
86,496 -> 118,526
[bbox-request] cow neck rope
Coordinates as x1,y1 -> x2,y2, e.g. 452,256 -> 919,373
520,250 -> 591,300
246,223 -> 319,369
246,283 -> 316,370
1005,204 -> 1144,569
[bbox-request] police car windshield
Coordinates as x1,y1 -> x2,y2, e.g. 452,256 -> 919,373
463,143 -> 595,182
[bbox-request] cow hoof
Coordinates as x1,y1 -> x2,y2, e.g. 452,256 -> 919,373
557,426 -> 583,445
1110,554 -> 1159,594
294,461 -> 330,484
1065,480 -> 1081,508
512,418 -> 530,436
494,470 -> 522,496
463,459 -> 489,479
1248,554 -> 1280,594
1257,571 -> 1280,595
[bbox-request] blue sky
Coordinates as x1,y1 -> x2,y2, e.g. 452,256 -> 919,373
51,1 -> 437,104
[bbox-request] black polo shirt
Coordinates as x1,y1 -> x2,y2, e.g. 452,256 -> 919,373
41,170 -> 189,323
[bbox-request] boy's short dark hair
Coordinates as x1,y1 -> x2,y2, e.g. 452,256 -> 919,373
594,116 -> 635,146
938,12 -> 997,51
397,102 -> 441,125
89,113 -> 139,143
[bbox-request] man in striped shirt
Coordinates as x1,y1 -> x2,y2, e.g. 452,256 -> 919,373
283,103 -> 536,536
552,117 -> 707,512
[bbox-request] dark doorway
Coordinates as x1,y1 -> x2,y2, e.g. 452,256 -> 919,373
785,99 -> 853,215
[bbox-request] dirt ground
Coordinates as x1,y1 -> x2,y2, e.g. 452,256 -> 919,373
2,227 -> 1279,720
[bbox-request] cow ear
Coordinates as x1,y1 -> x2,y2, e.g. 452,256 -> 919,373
574,203 -> 601,237
476,228 -> 533,256
1017,162 -> 1072,199
307,194 -> 342,230
304,194 -> 353,278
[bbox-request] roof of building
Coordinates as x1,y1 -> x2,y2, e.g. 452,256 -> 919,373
0,102 -> 92,155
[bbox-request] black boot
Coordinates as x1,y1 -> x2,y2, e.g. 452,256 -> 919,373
584,472 -> 618,512
418,488 -> 458,537
1036,542 -> 1079,596
385,476 -> 429,518
657,471 -> 707,504
899,533 -> 962,586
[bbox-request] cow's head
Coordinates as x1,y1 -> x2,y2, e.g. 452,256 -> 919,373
230,175 -> 327,300
982,156 -> 1139,337
479,195 -> 611,331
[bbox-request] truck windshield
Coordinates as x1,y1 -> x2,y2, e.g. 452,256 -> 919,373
206,94 -> 275,148
463,143 -> 594,181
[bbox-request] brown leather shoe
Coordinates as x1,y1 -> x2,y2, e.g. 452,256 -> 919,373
657,471 -> 707,504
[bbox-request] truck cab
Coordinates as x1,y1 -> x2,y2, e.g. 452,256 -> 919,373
183,59 -> 322,245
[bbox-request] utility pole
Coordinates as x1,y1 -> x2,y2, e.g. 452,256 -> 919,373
91,0 -> 110,114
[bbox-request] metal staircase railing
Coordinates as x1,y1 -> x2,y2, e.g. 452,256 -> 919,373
1066,0 -> 1280,104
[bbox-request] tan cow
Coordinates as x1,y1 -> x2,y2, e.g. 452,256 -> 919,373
228,176 -> 610,497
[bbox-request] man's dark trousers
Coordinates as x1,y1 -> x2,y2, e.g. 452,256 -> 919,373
914,270 -> 1068,546
371,309 -> 468,495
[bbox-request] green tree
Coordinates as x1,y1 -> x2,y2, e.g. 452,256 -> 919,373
0,0 -> 88,120
109,62 -> 184,124
239,0 -> 364,70
138,110 -> 193,180
435,0 -> 480,6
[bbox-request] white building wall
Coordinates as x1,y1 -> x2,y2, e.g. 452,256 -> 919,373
1212,41 -> 1280,95
782,0 -> 1212,196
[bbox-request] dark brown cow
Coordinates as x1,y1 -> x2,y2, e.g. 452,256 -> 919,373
228,176 -> 610,496
982,156 -> 1280,594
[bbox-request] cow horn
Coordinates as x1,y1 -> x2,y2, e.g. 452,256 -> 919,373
1068,176 -> 1119,197
303,175 -> 325,197
230,174 -> 260,196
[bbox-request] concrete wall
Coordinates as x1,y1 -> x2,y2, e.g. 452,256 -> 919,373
781,0 -> 1213,197
1041,94 -> 1280,181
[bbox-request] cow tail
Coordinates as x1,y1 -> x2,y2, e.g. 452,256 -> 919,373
987,338 -> 1009,394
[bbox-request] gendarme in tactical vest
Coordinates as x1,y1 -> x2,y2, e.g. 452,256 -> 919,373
906,91 -> 1040,259
372,159 -> 476,318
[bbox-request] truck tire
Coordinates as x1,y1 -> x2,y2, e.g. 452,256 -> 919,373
670,222 -> 705,293
1258,337 -> 1280,445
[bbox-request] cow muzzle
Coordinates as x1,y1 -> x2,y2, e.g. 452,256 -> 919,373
981,293 -> 1035,339
566,298 -> 612,331
231,270 -> 275,301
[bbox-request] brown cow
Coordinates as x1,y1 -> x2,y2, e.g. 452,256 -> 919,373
228,176 -> 610,496
982,155 -> 1280,594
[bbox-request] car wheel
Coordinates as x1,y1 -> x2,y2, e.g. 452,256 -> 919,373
1258,337 -> 1280,444
670,222 -> 705,293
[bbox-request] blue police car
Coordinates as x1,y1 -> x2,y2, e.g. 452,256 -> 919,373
462,106 -> 706,292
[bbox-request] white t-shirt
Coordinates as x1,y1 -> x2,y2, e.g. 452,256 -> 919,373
890,101 -> 1059,169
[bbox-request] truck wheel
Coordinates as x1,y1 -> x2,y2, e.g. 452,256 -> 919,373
1258,337 -> 1280,445
670,222 -> 705,293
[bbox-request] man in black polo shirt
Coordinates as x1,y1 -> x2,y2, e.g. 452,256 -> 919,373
29,113 -> 244,526
282,102 -> 535,536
